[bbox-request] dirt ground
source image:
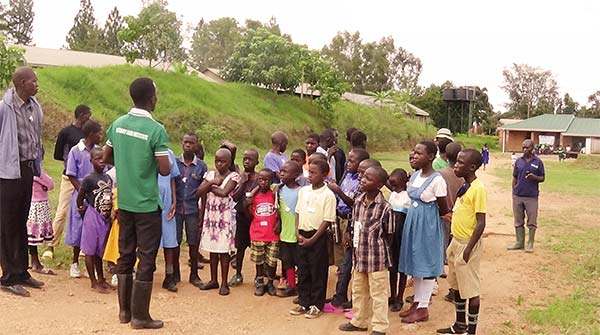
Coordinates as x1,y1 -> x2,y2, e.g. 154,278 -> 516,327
0,155 -> 575,334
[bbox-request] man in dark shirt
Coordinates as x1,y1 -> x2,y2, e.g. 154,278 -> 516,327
44,105 -> 91,259
174,132 -> 207,287
508,139 -> 545,253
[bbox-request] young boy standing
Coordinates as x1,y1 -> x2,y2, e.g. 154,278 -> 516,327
247,169 -> 280,296
275,161 -> 302,297
264,131 -> 289,183
290,159 -> 336,319
437,149 -> 486,335
339,166 -> 393,335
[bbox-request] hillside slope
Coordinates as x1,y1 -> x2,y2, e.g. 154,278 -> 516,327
36,65 -> 433,151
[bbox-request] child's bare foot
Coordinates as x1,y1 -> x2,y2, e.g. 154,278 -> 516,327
91,284 -> 110,294
98,280 -> 114,290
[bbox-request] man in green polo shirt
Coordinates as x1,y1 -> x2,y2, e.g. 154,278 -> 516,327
104,77 -> 170,330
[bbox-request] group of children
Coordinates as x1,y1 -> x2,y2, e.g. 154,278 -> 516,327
27,123 -> 487,335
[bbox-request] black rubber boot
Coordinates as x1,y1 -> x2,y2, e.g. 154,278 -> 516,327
117,274 -> 133,324
130,280 -> 164,329
162,274 -> 178,292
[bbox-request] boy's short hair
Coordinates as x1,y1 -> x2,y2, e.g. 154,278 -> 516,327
320,128 -> 335,141
259,168 -> 275,179
82,120 -> 101,136
284,160 -> 303,175
390,168 -> 408,181
183,131 -> 198,141
90,146 -> 104,158
309,152 -> 327,162
346,127 -> 358,142
369,166 -> 389,184
74,104 -> 91,118
306,132 -> 320,142
291,148 -> 306,160
419,140 -> 438,155
310,159 -> 330,174
350,148 -> 370,162
244,148 -> 259,160
350,131 -> 367,148
461,149 -> 483,169
360,158 -> 382,169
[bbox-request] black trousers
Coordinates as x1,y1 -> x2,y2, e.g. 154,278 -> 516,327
0,163 -> 34,286
117,209 -> 162,282
297,230 -> 329,310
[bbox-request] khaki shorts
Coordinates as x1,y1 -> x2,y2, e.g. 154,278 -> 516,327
446,237 -> 482,299
250,241 -> 279,267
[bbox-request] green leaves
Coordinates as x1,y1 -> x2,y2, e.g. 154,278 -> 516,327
502,63 -> 560,119
3,0 -> 34,45
0,34 -> 25,89
65,0 -> 101,52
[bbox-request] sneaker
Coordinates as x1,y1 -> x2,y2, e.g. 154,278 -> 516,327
304,305 -> 322,319
42,250 -> 53,260
254,284 -> 266,296
289,305 -> 307,316
69,263 -> 81,278
228,273 -> 243,287
344,309 -> 354,320
111,274 -> 118,287
323,302 -> 344,314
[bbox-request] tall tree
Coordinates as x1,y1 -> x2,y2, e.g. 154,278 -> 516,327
0,35 -> 25,89
65,0 -> 102,52
321,31 -> 364,92
501,63 -> 559,119
559,93 -> 578,114
410,81 -> 454,129
0,3 -> 7,33
118,0 -> 186,67
190,17 -> 241,70
101,6 -> 124,56
578,91 -> 600,118
5,0 -> 34,45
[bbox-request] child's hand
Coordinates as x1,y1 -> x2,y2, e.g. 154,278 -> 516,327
274,220 -> 282,235
212,176 -> 224,186
327,182 -> 341,193
77,205 -> 86,218
342,232 -> 350,248
299,236 -> 315,248
462,247 -> 472,263
167,203 -> 176,221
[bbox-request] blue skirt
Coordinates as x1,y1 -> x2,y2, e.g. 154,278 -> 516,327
398,200 -> 444,278
65,191 -> 83,247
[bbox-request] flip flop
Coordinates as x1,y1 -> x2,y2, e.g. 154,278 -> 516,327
32,267 -> 56,275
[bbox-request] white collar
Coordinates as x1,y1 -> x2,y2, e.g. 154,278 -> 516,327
128,107 -> 154,120
76,139 -> 96,152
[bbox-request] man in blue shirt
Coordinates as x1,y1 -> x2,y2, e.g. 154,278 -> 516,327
174,132 -> 207,287
508,139 -> 545,253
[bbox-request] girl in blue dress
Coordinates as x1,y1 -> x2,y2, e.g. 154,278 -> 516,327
399,140 -> 450,324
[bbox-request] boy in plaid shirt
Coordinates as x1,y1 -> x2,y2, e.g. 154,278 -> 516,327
339,166 -> 393,335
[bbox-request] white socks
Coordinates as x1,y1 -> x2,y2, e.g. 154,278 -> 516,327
414,278 -> 435,308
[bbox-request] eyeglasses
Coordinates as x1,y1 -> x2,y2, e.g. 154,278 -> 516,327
456,182 -> 471,198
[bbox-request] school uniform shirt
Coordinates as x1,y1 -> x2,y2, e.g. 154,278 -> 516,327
316,146 -> 336,181
336,171 -> 359,219
175,154 -> 207,215
352,191 -> 393,273
410,173 -> 447,201
388,190 -> 410,214
250,189 -> 279,242
451,178 -> 487,239
295,184 -> 336,231
65,139 -> 97,182
513,155 -> 545,198
263,151 -> 289,183
278,185 -> 300,243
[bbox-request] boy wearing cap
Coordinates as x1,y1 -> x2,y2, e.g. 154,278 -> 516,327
433,128 -> 454,171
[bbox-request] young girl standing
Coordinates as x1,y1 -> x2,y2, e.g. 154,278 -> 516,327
28,166 -> 56,275
387,168 -> 410,312
198,148 -> 240,295
398,141 -> 449,323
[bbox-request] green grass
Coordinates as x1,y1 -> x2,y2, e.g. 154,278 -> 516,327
36,65 -> 433,153
494,155 -> 600,197
454,134 -> 499,151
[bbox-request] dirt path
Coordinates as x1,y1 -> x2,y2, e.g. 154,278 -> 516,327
0,155 -> 574,334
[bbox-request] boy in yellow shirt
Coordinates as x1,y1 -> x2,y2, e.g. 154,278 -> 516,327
437,149 -> 486,335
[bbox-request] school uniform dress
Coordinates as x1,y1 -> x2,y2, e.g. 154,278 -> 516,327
79,172 -> 113,257
65,140 -> 97,248
200,171 -> 240,253
399,171 -> 447,278
159,151 -> 181,249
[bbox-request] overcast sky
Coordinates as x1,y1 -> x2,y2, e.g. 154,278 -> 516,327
26,0 -> 600,112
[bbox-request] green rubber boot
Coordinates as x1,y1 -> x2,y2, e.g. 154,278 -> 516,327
507,226 -> 525,250
525,228 -> 536,253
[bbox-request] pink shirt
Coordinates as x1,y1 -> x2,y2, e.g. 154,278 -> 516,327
32,169 -> 54,202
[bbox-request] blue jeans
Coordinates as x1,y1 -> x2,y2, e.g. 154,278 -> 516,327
332,247 -> 353,306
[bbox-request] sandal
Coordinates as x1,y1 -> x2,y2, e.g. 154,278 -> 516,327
200,281 -> 219,291
32,267 -> 56,275
219,285 -> 230,296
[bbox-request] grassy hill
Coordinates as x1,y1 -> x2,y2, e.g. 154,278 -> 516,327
36,65 -> 435,153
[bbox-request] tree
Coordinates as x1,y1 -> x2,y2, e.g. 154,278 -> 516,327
0,35 -> 25,89
5,0 -> 34,45
410,81 -> 454,128
190,17 -> 241,70
0,3 -> 7,33
322,31 -> 422,94
101,6 -> 124,55
366,90 -> 393,108
118,0 -> 186,68
65,0 -> 102,52
501,63 -> 559,119
578,91 -> 600,118
559,93 -> 578,114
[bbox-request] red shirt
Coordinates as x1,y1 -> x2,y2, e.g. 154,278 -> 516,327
250,190 -> 279,242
